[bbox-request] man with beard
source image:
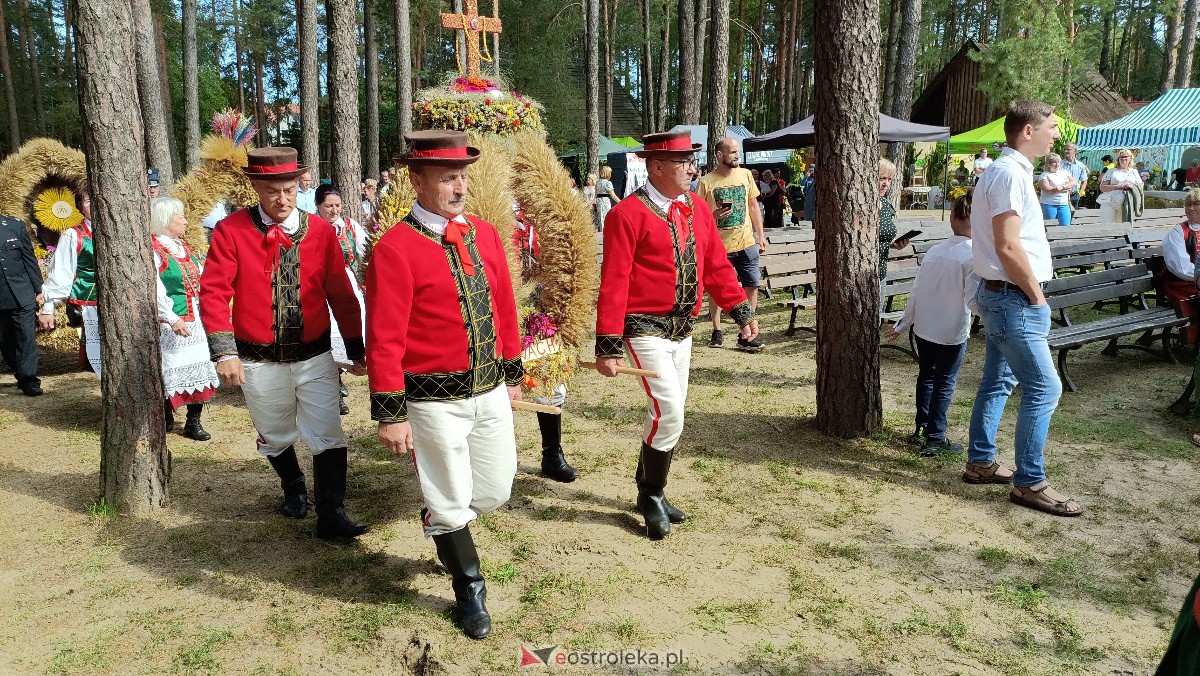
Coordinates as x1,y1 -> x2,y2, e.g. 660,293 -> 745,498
368,130 -> 525,640
594,129 -> 759,541
697,137 -> 766,352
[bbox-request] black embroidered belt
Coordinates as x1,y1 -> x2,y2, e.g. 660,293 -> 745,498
624,313 -> 696,341
236,333 -> 332,363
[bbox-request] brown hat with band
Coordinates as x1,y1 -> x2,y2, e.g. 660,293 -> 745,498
635,130 -> 702,158
395,130 -> 480,166
242,146 -> 310,181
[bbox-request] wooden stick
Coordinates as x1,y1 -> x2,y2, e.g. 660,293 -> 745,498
578,361 -> 660,378
511,400 -> 561,415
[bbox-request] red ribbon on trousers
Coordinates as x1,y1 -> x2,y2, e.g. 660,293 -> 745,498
263,225 -> 295,276
667,201 -> 692,250
444,220 -> 475,276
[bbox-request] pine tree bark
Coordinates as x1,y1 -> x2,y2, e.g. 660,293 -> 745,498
602,0 -> 616,135
1175,0 -> 1199,87
586,0 -> 600,176
365,0 -> 380,177
132,0 -> 173,189
17,0 -> 44,135
657,0 -> 669,129
747,0 -> 764,128
677,0 -> 697,124
76,0 -> 170,514
328,0 -> 362,220
395,0 -> 413,146
298,0 -> 320,169
0,0 -> 20,149
254,53 -> 266,147
639,0 -> 653,130
705,0 -> 729,170
791,0 -> 805,118
1098,6 -> 1113,78
155,17 -> 180,176
886,0 -> 920,205
814,0 -> 881,438
731,0 -> 744,124
882,0 -> 899,113
234,0 -> 245,111
693,0 -> 708,118
183,0 -> 200,169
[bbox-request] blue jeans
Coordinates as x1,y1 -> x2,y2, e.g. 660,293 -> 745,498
1041,203 -> 1071,225
914,335 -> 967,442
968,285 -> 1062,487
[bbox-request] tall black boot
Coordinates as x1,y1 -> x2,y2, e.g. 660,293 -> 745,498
636,443 -> 675,540
433,525 -> 491,639
266,446 -> 308,519
312,447 -> 369,539
635,453 -> 688,524
182,403 -> 211,441
164,399 -> 176,433
537,412 -> 578,483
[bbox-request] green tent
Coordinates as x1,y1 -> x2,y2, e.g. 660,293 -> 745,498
559,135 -> 638,159
949,114 -> 1081,154
610,136 -> 640,148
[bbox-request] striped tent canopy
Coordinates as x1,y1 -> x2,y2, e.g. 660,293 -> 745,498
1076,88 -> 1200,175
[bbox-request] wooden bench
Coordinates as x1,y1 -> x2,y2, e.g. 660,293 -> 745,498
762,252 -> 818,335
1044,264 -> 1189,391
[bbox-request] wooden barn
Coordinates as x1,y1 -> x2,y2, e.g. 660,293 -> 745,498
910,40 -> 1133,134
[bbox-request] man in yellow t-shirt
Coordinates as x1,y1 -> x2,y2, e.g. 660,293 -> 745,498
697,138 -> 767,352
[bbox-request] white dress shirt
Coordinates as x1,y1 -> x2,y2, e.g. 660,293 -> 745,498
973,156 -> 993,173
894,235 -> 979,345
1163,222 -> 1200,281
1100,167 -> 1143,205
1038,169 -> 1072,206
409,201 -> 467,237
644,179 -> 688,212
972,148 -> 1053,283
41,225 -> 83,315
258,205 -> 300,235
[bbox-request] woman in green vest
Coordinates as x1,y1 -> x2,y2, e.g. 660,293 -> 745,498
39,188 -> 102,376
150,198 -> 220,440
314,184 -> 367,415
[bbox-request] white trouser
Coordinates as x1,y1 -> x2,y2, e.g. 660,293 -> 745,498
81,305 -> 101,378
531,383 -> 568,407
240,352 -> 345,456
408,384 -> 517,536
1099,203 -> 1128,224
626,336 -> 692,451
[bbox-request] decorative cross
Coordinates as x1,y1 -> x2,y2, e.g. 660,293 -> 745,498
441,0 -> 502,80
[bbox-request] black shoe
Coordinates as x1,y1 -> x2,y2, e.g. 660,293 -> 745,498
635,443 -> 675,540
920,439 -> 964,457
267,446 -> 308,519
164,399 -> 176,432
339,377 -> 349,398
907,430 -> 926,447
708,330 -> 724,348
20,383 -> 42,397
433,526 -> 492,639
537,412 -> 578,482
182,403 -> 211,441
736,336 -> 763,353
339,397 -> 350,415
313,447 -> 369,539
636,453 -> 687,524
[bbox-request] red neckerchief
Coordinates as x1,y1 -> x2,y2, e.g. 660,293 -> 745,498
263,224 -> 294,276
667,200 -> 692,250
444,219 -> 475,276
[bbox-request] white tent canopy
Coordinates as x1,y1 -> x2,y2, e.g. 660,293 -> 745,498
661,124 -> 794,166
1076,88 -> 1200,175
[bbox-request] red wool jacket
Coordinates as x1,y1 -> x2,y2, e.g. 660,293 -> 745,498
199,207 -> 364,362
595,189 -> 751,355
366,215 -> 524,422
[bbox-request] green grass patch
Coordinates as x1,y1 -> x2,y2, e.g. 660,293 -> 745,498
172,628 -> 233,674
978,546 -> 1015,565
331,604 -> 404,648
813,541 -> 865,562
692,598 -> 769,633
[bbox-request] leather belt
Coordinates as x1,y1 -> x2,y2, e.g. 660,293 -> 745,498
983,279 -> 1046,303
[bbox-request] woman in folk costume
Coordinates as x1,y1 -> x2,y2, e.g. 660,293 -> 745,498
314,183 -> 369,415
38,187 -> 101,376
150,198 -> 221,440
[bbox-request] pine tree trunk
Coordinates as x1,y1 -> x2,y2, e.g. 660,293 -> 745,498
234,0 -> 245,111
693,0 -> 708,118
132,0 -> 174,189
586,0 -> 600,176
747,0 -> 764,128
1175,0 -> 1199,87
155,17 -> 180,176
1098,6 -> 1113,78
639,0 -> 653,130
254,53 -> 266,147
731,0 -> 744,125
886,0 -> 920,205
17,0 -> 43,135
414,1 -> 424,89
705,0 -> 729,170
813,0 -> 881,438
791,0 -> 805,118
76,0 -> 170,514
365,0 -> 380,177
602,0 -> 615,135
328,0 -> 361,220
677,0 -> 697,124
299,0 -> 320,169
0,0 -> 20,150
779,0 -> 795,124
395,0 -> 412,146
882,0 -> 900,113
657,0 -> 669,129
183,0 -> 199,170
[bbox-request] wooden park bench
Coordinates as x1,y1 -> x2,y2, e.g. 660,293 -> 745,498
1044,264 -> 1189,391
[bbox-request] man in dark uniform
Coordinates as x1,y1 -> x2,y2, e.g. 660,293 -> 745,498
0,215 -> 43,396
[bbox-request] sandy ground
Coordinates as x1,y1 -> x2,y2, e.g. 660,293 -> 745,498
0,303 -> 1196,675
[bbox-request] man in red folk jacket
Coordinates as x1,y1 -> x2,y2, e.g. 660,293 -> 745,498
595,130 -> 760,541
199,146 -> 368,540
367,130 -> 524,640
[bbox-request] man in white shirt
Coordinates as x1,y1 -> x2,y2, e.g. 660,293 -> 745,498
1059,143 -> 1089,211
972,148 -> 993,181
965,101 -> 1083,517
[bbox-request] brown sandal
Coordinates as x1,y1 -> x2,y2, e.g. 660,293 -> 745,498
1009,482 -> 1085,517
962,461 -> 1014,484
